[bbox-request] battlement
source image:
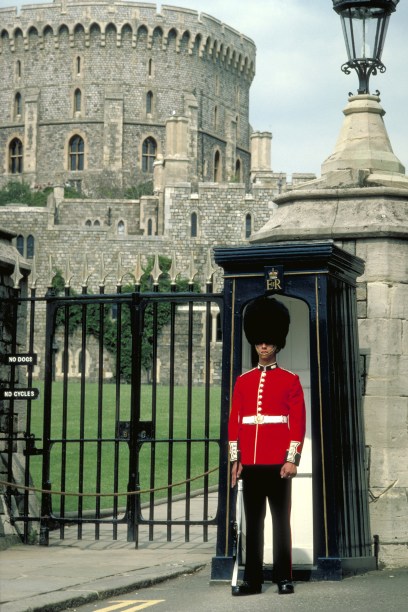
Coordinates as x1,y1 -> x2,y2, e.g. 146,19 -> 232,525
0,1 -> 255,80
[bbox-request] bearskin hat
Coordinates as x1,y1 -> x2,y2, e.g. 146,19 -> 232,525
243,296 -> 290,349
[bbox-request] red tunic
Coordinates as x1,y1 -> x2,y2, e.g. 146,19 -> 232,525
228,365 -> 306,465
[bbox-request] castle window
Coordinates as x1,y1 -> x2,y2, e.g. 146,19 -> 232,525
235,159 -> 242,182
148,58 -> 153,77
214,150 -> 221,182
85,219 -> 92,226
214,106 -> 218,130
93,220 -> 100,227
15,92 -> 22,117
16,235 -> 24,256
245,213 -> 252,238
16,60 -> 21,78
26,235 -> 34,259
142,137 -> 157,172
147,218 -> 153,236
9,138 -> 23,174
117,220 -> 125,235
146,90 -> 153,115
76,56 -> 81,75
69,135 -> 84,171
191,212 -> 198,238
74,88 -> 82,113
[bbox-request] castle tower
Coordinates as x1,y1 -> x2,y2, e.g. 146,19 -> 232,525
0,0 -> 255,194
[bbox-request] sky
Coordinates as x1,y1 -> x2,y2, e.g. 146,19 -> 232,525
5,0 -> 408,177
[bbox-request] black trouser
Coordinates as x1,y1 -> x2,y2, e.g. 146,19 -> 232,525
242,465 -> 292,585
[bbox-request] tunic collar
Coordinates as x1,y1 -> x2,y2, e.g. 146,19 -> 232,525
257,362 -> 277,372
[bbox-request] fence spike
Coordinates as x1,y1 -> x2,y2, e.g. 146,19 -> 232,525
98,253 -> 109,288
30,255 -> 38,289
169,251 -> 178,284
11,253 -> 24,289
151,253 -> 162,285
48,255 -> 54,287
81,253 -> 92,289
65,257 -> 74,288
188,251 -> 198,285
133,253 -> 143,285
204,248 -> 216,284
116,254 -> 123,286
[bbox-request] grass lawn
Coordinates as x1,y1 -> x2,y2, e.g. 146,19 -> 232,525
28,381 -> 222,514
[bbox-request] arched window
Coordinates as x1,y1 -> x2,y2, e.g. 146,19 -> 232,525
85,219 -> 92,226
235,159 -> 241,182
191,212 -> 198,238
74,88 -> 81,113
9,138 -> 23,174
245,213 -> 252,238
146,90 -> 153,115
69,135 -> 84,171
15,92 -> 22,117
214,150 -> 221,182
147,218 -> 153,236
26,235 -> 34,259
117,220 -> 125,235
93,219 -> 100,227
16,235 -> 24,256
142,137 -> 157,172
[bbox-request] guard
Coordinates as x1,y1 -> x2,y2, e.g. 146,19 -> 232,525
228,296 -> 306,596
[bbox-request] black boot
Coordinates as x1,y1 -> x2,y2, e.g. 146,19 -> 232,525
278,579 -> 294,594
231,581 -> 262,596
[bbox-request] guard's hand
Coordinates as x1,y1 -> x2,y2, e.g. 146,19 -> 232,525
280,461 -> 297,479
231,461 -> 243,488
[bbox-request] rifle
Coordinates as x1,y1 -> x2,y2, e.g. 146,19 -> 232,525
231,478 -> 243,594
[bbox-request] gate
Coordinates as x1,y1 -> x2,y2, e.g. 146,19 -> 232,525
0,262 -> 224,547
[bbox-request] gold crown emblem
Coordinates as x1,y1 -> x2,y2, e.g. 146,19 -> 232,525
268,268 -> 278,279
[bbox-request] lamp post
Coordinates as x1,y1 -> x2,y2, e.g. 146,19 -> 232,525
332,0 -> 399,94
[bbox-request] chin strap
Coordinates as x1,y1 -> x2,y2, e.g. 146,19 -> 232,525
285,441 -> 302,466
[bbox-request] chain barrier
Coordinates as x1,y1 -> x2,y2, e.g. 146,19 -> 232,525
0,466 -> 219,498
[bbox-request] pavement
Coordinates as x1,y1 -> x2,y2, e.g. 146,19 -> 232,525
0,493 -> 217,612
1,491 -> 408,612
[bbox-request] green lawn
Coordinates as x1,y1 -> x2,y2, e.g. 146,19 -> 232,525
28,382 -> 222,513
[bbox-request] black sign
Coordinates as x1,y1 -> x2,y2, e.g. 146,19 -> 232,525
1,354 -> 37,365
0,388 -> 40,400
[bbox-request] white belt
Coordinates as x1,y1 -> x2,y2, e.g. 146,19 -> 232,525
242,415 -> 288,425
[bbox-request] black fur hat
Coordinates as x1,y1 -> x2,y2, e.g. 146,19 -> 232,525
243,296 -> 290,349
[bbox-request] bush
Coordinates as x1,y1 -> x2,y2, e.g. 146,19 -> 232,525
0,181 -> 52,206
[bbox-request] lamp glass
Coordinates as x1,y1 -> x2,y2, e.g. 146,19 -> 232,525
340,7 -> 390,62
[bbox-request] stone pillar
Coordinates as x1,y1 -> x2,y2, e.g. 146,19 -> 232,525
322,95 -> 405,181
103,90 -> 124,177
249,93 -> 408,568
184,93 -> 199,183
23,89 -> 39,183
164,116 -> 189,184
225,111 -> 237,182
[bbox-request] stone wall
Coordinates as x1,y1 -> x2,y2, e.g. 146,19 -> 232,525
0,0 -> 255,192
